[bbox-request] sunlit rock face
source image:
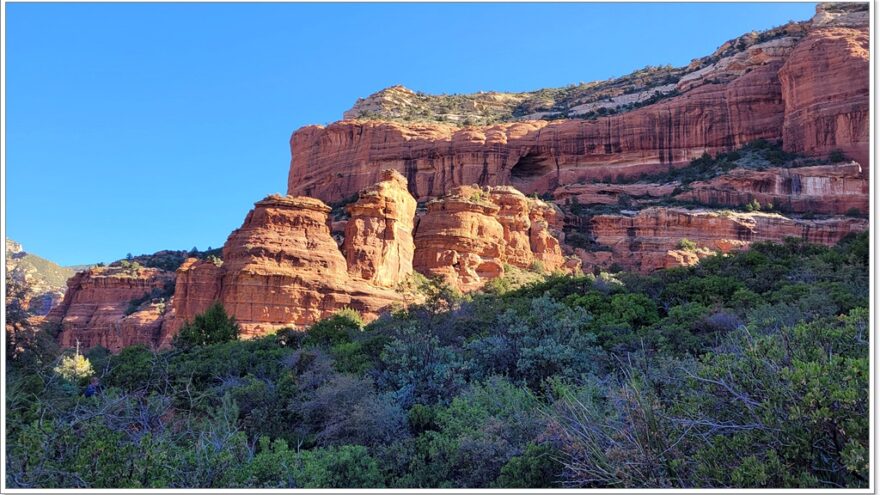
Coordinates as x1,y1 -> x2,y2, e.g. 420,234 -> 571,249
287,3 -> 868,205
413,185 -> 576,291
578,207 -> 868,273
676,162 -> 868,215
48,266 -> 175,352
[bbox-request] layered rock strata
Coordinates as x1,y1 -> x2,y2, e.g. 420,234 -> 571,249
288,4 -> 868,204
553,182 -> 679,205
778,22 -> 869,167
676,162 -> 868,215
167,194 -> 409,338
413,185 -> 577,291
578,207 -> 868,272
48,266 -> 175,352
342,170 -> 417,287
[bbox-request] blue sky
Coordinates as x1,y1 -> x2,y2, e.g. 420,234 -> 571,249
6,2 -> 817,266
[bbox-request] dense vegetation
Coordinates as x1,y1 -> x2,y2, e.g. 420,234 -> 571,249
5,233 -> 869,488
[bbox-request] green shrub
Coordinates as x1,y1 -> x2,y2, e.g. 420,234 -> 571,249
303,308 -> 363,348
678,238 -> 698,251
173,301 -> 240,348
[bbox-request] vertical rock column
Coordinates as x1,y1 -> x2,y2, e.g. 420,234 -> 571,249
342,170 -> 417,287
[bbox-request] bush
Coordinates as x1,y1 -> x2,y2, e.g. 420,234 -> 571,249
54,352 -> 94,384
303,308 -> 363,348
678,238 -> 698,251
173,301 -> 240,348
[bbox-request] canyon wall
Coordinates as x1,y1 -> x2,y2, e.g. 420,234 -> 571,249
413,185 -> 577,291
47,266 -> 175,352
577,207 -> 868,272
47,3 -> 869,352
287,4 -> 868,205
778,21 -> 869,167
676,162 -> 868,215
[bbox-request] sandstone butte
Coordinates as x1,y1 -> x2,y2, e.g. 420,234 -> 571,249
287,5 -> 868,204
47,4 -> 870,352
164,185 -> 411,341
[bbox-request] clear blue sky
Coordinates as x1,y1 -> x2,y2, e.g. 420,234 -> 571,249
6,2 -> 817,266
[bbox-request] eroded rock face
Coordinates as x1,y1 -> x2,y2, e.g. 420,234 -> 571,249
778,24 -> 869,168
168,194 -> 407,339
343,169 -> 417,287
48,266 -> 176,352
413,185 -> 576,291
579,207 -> 868,272
553,182 -> 679,206
676,162 -> 868,215
289,75 -> 783,203
288,4 -> 868,205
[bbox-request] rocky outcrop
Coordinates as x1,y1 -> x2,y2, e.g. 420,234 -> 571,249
413,185 -> 577,291
288,4 -> 868,205
343,170 -> 417,287
676,162 -> 868,215
289,71 -> 784,203
778,22 -> 869,168
48,266 -> 175,352
553,182 -> 679,206
578,207 -> 868,272
167,194 -> 408,339
6,239 -> 78,316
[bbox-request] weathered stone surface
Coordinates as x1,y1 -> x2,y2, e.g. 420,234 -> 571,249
577,207 -> 868,272
168,194 -> 406,340
343,169 -> 417,287
288,73 -> 784,203
676,162 -> 868,215
288,4 -> 868,204
48,266 -> 176,352
553,182 -> 679,205
413,185 -> 575,291
778,22 -> 869,169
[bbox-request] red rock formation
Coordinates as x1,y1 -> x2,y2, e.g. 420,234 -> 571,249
578,207 -> 868,272
343,169 -> 417,287
676,162 -> 868,215
553,182 -> 679,205
168,194 -> 407,339
778,12 -> 869,168
48,266 -> 175,352
158,258 -> 223,347
413,185 -> 576,291
288,4 -> 868,204
289,72 -> 784,203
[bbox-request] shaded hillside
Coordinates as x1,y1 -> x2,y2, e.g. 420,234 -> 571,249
5,239 -> 78,315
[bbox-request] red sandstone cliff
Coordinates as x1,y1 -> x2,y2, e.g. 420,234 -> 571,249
413,185 -> 578,291
343,170 -> 417,287
48,3 -> 870,353
578,207 -> 868,272
167,194 -> 409,339
778,20 -> 869,167
287,4 -> 868,204
676,162 -> 868,215
47,266 -> 175,352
